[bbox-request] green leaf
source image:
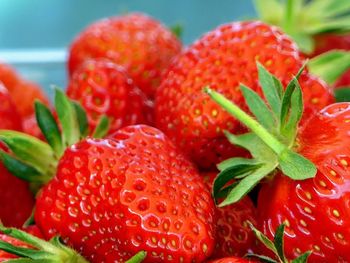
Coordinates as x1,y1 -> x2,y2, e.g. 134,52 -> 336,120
278,148 -> 317,180
54,88 -> 80,147
309,51 -> 350,85
290,33 -> 315,55
213,162 -> 262,204
335,87 -> 350,102
72,101 -> 89,138
0,130 -> 56,176
224,132 -> 278,164
257,62 -> 283,117
292,251 -> 312,263
281,80 -> 303,142
170,23 -> 183,39
92,115 -> 110,138
0,151 -> 43,183
248,222 -> 278,256
253,0 -> 283,25
0,241 -> 47,259
218,157 -> 260,171
280,77 -> 300,129
274,224 -> 287,263
219,164 -> 276,206
305,0 -> 350,18
125,251 -> 147,263
240,84 -> 275,130
35,101 -> 63,158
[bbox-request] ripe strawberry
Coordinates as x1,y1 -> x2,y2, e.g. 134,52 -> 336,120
207,257 -> 254,263
255,0 -> 350,88
68,13 -> 182,99
67,59 -> 151,133
0,62 -> 20,90
203,172 -> 257,259
10,79 -> 50,118
205,63 -> 348,262
0,84 -> 34,227
0,62 -> 50,118
155,21 -> 333,169
0,158 -> 34,228
257,102 -> 350,262
0,84 -> 22,131
0,91 -> 216,262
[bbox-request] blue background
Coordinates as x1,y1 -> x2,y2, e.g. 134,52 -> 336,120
0,0 -> 256,97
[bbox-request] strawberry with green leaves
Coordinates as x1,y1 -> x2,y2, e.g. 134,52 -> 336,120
67,59 -> 152,134
206,62 -> 350,262
68,13 -> 182,99
155,20 -> 333,170
0,90 -> 216,262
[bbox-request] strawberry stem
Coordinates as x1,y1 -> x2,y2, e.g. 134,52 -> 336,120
204,87 -> 286,155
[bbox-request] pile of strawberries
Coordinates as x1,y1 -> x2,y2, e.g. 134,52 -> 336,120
0,1 -> 350,262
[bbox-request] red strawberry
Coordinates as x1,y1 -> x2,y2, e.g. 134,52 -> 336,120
0,91 -> 216,262
34,125 -> 215,262
257,102 -> 350,262
205,63 -> 348,262
0,84 -> 22,131
203,172 -> 257,259
155,21 -> 333,169
207,257 -> 255,263
0,159 -> 34,228
255,0 -> 350,88
0,225 -> 43,261
67,59 -> 151,133
68,13 -> 182,99
0,62 -> 20,90
0,84 -> 34,227
10,79 -> 50,118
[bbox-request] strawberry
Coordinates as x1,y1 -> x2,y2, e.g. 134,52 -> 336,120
207,257 -> 254,263
68,13 -> 182,99
10,79 -> 50,118
0,84 -> 34,227
0,158 -> 34,228
203,172 -> 257,259
0,90 -> 216,262
0,62 -> 20,90
205,63 -> 350,262
67,59 -> 151,134
0,62 -> 50,118
255,0 -> 350,88
0,84 -> 22,131
155,21 -> 333,169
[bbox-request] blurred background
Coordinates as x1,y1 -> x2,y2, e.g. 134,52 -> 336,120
0,0 -> 256,99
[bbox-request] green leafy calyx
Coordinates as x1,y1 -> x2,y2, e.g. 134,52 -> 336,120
205,62 -> 316,206
255,0 -> 350,54
247,223 -> 311,263
0,88 -> 110,186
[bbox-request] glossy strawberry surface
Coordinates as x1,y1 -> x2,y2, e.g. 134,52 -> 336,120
67,59 -> 151,133
258,102 -> 350,262
203,172 -> 257,259
68,13 -> 182,99
207,257 -> 255,263
35,125 -> 216,262
155,21 -> 334,169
